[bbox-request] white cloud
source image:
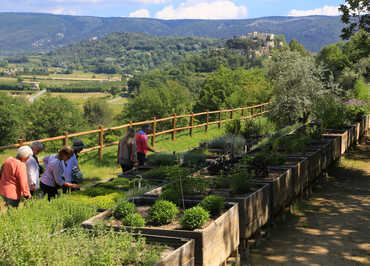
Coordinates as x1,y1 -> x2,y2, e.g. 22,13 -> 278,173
155,0 -> 248,19
129,9 -> 151,18
42,8 -> 80,15
288,5 -> 340,16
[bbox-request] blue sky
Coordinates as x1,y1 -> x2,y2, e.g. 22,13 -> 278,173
0,0 -> 345,19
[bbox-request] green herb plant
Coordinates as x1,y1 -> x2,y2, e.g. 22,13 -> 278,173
180,206 -> 210,230
148,200 -> 179,225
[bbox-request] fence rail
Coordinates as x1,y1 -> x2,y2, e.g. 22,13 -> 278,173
0,102 -> 271,160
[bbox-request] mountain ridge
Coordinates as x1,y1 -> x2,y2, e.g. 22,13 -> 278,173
0,12 -> 343,55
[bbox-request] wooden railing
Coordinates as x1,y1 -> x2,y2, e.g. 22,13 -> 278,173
0,102 -> 271,160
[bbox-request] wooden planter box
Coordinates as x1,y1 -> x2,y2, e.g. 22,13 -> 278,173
252,168 -> 294,216
323,129 -> 349,155
347,125 -> 356,148
225,183 -> 271,240
153,236 -> 195,266
194,183 -> 272,241
323,135 -> 341,162
82,198 -> 239,266
354,122 -> 361,144
310,139 -> 332,171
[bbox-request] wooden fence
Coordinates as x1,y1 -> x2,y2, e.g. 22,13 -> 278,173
0,102 -> 270,160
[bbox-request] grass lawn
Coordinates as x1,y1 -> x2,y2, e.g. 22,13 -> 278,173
78,124 -> 226,186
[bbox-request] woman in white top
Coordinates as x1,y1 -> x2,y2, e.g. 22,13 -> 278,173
26,142 -> 44,195
40,146 -> 79,201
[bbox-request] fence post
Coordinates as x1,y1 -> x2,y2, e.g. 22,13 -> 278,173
230,108 -> 234,120
241,108 -> 245,119
17,139 -> 24,147
99,125 -> 104,161
205,110 -> 209,132
251,107 -> 254,118
218,111 -> 222,129
152,117 -> 156,147
189,113 -> 194,137
129,120 -> 133,128
63,131 -> 68,146
172,113 -> 177,141
260,104 -> 263,115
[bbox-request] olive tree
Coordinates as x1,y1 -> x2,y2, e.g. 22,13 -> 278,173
265,50 -> 326,127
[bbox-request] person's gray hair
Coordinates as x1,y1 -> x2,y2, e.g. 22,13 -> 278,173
30,141 -> 44,151
16,146 -> 33,159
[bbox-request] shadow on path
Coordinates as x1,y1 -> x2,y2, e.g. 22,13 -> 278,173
248,140 -> 370,266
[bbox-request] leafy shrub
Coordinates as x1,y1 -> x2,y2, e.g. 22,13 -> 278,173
242,117 -> 276,139
345,99 -> 369,123
66,193 -> 120,210
147,152 -> 177,166
225,119 -> 242,135
207,135 -> 246,155
180,206 -> 210,230
353,77 -> 369,101
122,213 -> 146,227
312,95 -> 350,131
149,200 -> 179,225
90,194 -> 118,210
113,200 -> 136,220
182,152 -> 208,167
199,195 -> 225,216
230,169 -> 253,194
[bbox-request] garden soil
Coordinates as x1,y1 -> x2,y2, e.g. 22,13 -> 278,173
247,137 -> 370,266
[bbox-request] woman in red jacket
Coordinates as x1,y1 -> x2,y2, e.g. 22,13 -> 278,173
0,146 -> 33,208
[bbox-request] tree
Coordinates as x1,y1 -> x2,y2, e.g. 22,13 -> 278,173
127,77 -> 141,94
194,66 -> 272,113
316,42 -> 351,79
26,96 -> 85,139
121,80 -> 191,129
0,93 -> 27,145
265,50 -> 326,127
339,0 -> 370,40
288,39 -> 310,57
83,98 -> 113,126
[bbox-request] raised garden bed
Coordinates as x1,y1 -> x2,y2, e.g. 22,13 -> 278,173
135,233 -> 195,266
323,128 -> 349,155
82,197 -> 239,266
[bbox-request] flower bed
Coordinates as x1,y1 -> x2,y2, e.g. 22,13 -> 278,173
82,197 -> 239,266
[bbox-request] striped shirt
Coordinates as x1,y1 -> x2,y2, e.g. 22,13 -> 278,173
40,157 -> 65,187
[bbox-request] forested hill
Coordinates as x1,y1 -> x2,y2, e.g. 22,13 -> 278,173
0,13 -> 343,55
44,32 -> 222,74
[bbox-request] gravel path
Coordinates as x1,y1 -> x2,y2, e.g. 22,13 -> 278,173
248,138 -> 370,266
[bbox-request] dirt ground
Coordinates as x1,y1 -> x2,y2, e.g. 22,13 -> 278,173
247,137 -> 370,266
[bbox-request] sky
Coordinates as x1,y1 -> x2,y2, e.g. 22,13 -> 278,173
0,0 -> 345,19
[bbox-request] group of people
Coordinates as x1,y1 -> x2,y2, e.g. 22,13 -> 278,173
0,140 -> 85,208
0,124 -> 156,208
117,125 -> 157,173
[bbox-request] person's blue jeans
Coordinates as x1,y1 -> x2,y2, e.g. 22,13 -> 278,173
1,195 -> 20,208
